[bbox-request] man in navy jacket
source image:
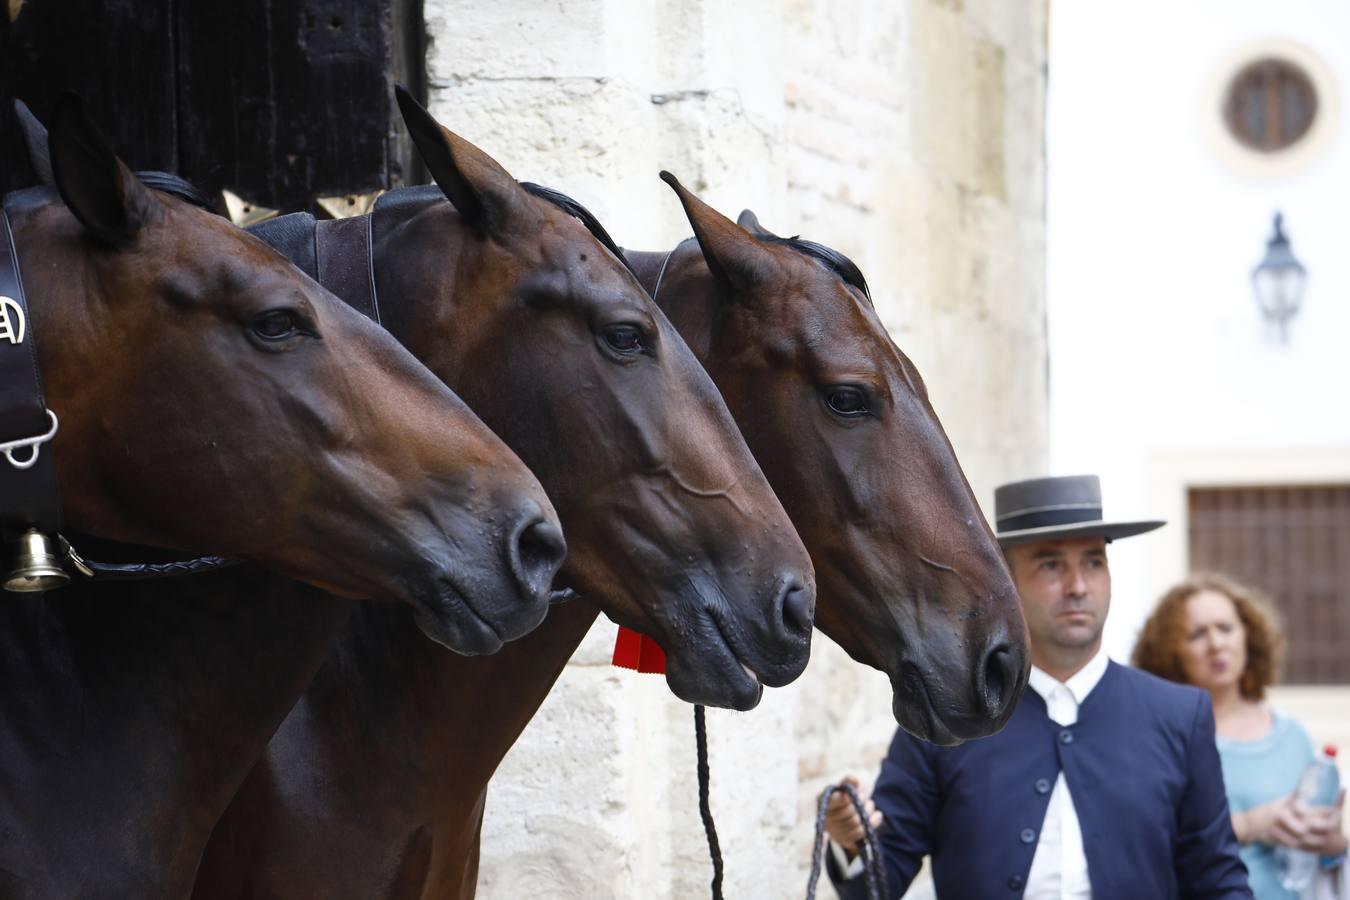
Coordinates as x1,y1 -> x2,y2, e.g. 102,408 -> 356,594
826,475 -> 1252,899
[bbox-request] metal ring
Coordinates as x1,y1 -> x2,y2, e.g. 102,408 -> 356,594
1,409 -> 59,470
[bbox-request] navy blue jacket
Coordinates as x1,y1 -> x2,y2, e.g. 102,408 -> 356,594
829,662 -> 1252,899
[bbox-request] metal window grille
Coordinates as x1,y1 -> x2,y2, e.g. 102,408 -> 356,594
1188,484 -> 1350,685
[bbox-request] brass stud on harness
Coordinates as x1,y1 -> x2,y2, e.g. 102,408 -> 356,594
3,527 -> 69,592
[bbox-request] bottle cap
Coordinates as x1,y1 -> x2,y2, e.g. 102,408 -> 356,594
1325,745 -> 1338,759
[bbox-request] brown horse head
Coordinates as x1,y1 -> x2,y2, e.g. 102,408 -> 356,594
13,94 -> 565,654
647,174 -> 1029,742
371,89 -> 814,708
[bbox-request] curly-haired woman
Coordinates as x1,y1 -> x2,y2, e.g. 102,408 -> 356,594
1134,573 -> 1346,898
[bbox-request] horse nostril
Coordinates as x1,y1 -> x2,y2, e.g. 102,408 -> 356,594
779,580 -> 814,638
979,643 -> 1016,715
508,516 -> 567,601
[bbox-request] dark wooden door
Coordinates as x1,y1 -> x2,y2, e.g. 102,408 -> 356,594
1,0 -> 425,214
1189,484 -> 1350,684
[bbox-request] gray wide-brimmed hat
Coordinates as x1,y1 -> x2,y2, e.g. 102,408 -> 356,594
993,475 -> 1165,548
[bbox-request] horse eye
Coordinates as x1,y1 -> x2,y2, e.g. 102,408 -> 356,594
252,310 -> 301,341
602,325 -> 643,354
825,386 -> 869,417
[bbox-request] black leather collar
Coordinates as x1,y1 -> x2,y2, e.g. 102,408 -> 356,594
0,207 -> 63,544
251,210 -> 382,325
315,215 -> 381,324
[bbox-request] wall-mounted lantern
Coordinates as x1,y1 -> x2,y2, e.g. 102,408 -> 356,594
1250,212 -> 1307,343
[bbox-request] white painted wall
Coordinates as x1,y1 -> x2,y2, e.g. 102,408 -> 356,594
422,1 -> 1049,895
1047,0 -> 1350,664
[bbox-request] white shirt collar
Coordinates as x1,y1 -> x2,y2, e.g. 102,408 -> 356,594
1027,646 -> 1109,706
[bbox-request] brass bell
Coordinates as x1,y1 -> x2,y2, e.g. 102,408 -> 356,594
3,528 -> 69,593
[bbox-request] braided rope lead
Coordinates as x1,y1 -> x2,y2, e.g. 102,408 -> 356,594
59,537 -> 245,582
81,555 -> 242,580
806,782 -> 889,900
694,704 -> 725,900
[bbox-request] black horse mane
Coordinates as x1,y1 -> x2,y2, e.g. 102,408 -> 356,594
518,181 -> 633,272
136,171 -> 222,214
3,170 -> 221,218
759,233 -> 871,302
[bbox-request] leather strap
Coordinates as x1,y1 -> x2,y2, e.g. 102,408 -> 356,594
0,209 -> 62,540
315,215 -> 380,324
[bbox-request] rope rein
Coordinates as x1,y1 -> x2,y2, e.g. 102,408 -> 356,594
806,781 -> 889,900
694,708 -> 889,900
694,704 -> 725,900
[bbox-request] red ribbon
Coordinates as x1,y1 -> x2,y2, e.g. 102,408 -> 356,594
612,625 -> 667,674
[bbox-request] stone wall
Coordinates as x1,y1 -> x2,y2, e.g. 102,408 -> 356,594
421,1 -> 1048,895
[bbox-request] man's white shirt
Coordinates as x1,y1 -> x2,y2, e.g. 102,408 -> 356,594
1020,648 -> 1107,900
832,648 -> 1109,899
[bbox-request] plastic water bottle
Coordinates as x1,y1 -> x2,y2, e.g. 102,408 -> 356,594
1276,745 -> 1341,894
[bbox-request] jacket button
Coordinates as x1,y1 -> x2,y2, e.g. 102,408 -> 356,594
1035,778 -> 1051,794
1008,874 -> 1025,890
1020,827 -> 1037,844
1059,728 -> 1074,744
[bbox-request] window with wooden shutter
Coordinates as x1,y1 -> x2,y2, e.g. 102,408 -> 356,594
1222,58 -> 1319,154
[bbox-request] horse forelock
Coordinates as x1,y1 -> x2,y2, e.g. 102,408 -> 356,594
760,233 -> 871,304
751,233 -> 920,399
518,182 -> 636,275
740,215 -> 870,302
751,230 -> 912,396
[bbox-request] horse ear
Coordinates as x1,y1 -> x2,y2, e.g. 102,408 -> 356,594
395,85 -> 519,234
735,208 -> 773,237
47,93 -> 159,248
659,171 -> 775,297
14,100 -> 54,186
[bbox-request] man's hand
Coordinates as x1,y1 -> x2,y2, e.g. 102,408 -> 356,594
823,776 -> 884,861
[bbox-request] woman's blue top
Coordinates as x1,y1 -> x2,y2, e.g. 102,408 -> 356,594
1217,710 -> 1316,900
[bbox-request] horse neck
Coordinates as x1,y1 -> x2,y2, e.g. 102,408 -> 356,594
199,594 -> 601,900
321,597 -> 600,792
0,569 -> 353,892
